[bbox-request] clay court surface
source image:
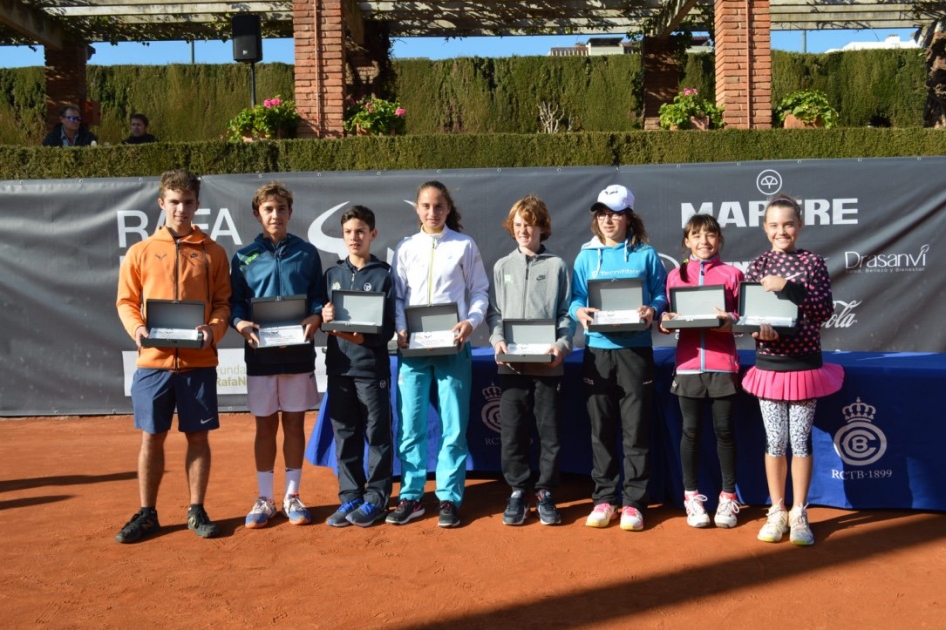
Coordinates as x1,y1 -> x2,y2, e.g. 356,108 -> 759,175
1,414 -> 943,629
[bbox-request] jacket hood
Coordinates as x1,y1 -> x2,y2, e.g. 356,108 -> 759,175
153,224 -> 212,244
580,235 -> 638,276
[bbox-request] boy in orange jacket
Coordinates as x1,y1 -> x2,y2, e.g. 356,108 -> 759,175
115,169 -> 231,543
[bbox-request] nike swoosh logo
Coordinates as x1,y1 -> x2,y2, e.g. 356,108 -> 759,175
199,417 -> 214,425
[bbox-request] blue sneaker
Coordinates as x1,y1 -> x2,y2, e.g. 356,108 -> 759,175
325,499 -> 364,527
245,497 -> 277,529
346,502 -> 387,527
282,494 -> 311,526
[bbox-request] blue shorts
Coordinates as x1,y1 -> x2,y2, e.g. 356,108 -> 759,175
131,367 -> 220,434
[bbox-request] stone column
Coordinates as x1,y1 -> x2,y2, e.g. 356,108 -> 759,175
714,0 -> 772,129
642,37 -> 680,130
293,0 -> 346,138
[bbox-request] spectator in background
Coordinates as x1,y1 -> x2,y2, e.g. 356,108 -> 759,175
42,104 -> 98,147
123,113 -> 157,144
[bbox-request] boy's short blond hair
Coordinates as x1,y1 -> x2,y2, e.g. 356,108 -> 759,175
158,169 -> 200,200
252,181 -> 294,213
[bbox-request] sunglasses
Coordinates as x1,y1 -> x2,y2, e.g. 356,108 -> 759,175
64,116 -> 82,122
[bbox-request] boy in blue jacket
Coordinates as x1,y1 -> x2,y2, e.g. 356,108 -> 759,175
321,206 -> 396,527
230,182 -> 324,528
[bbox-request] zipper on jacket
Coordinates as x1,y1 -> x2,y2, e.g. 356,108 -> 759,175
174,238 -> 182,371
520,254 -> 531,319
427,237 -> 435,305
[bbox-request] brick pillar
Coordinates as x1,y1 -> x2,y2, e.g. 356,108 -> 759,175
642,37 -> 680,130
293,0 -> 346,138
715,0 -> 772,129
44,41 -> 88,130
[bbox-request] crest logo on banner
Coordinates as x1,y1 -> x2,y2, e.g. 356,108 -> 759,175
833,398 -> 887,466
481,383 -> 502,434
756,169 -> 783,196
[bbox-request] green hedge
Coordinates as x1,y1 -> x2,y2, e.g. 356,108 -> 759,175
3,129 -> 944,181
0,49 -> 930,146
0,63 -> 295,145
0,48 -> 940,180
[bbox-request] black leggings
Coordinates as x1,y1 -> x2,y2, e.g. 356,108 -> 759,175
678,395 -> 736,493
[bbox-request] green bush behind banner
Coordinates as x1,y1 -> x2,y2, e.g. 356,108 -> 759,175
0,49 -> 938,179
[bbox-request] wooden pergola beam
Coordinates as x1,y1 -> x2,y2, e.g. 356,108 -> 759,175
0,0 -> 65,48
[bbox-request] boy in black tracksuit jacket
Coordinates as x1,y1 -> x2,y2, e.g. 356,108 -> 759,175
321,206 -> 397,527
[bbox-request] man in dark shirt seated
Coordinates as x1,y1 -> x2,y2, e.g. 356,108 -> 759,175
123,113 -> 157,145
42,104 -> 98,147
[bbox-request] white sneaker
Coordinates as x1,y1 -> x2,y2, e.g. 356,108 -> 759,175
789,505 -> 815,546
620,506 -> 645,531
714,492 -> 741,529
244,497 -> 277,529
757,504 -> 790,543
684,492 -> 710,528
585,503 -> 617,528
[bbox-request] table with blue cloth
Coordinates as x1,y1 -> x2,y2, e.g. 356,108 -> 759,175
306,348 -> 946,511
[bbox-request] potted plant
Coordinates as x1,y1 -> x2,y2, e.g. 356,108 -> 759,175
658,88 -> 725,130
775,89 -> 839,129
226,96 -> 300,141
343,97 -> 407,136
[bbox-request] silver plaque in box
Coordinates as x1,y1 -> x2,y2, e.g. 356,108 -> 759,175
496,319 -> 556,363
251,295 -> 309,349
141,299 -> 205,349
664,285 -> 727,330
401,303 -> 460,357
587,278 -> 646,332
732,283 -> 798,334
321,290 -> 385,335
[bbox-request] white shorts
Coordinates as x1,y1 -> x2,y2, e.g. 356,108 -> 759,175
246,373 -> 320,417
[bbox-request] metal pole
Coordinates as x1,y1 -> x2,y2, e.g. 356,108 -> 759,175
802,31 -> 807,53
250,62 -> 257,108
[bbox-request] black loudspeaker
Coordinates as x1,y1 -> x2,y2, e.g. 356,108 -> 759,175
232,14 -> 263,63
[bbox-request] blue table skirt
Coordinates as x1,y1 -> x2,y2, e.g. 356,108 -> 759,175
306,348 -> 946,511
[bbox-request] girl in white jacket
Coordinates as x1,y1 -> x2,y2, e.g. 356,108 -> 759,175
388,181 -> 489,528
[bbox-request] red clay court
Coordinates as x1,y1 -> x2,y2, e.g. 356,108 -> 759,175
1,413 -> 943,628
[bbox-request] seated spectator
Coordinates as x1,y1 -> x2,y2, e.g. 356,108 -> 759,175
123,113 -> 157,144
42,104 -> 98,147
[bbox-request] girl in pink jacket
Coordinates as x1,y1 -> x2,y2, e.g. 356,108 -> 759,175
659,215 -> 743,529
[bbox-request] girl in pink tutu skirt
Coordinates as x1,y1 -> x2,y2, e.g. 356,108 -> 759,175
743,196 -> 843,546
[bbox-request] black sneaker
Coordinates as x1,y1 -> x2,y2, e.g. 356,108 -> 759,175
438,501 -> 461,528
502,493 -> 528,526
385,498 -> 425,525
536,489 -> 562,526
346,502 -> 387,527
115,509 -> 160,544
325,498 -> 364,527
187,505 -> 221,539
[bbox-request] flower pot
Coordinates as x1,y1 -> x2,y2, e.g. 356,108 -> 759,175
689,115 -> 710,130
783,113 -> 824,129
669,116 -> 710,131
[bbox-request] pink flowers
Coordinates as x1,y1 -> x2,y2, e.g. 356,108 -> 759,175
683,88 -> 698,97
343,98 -> 407,135
263,98 -> 282,108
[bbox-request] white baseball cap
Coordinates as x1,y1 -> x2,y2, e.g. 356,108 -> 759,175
591,184 -> 635,213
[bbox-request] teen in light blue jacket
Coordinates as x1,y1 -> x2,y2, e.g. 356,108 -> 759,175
569,184 -> 667,532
